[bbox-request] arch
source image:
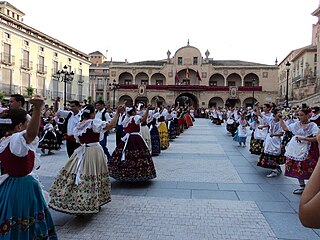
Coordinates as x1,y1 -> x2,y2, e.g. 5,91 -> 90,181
243,73 -> 259,86
150,73 -> 166,85
135,96 -> 149,105
226,73 -> 242,87
118,72 -> 134,85
208,97 -> 224,108
209,74 -> 225,86
135,72 -> 149,85
175,92 -> 199,108
225,98 -> 241,108
176,68 -> 200,85
243,97 -> 257,107
151,95 -> 166,107
119,95 -> 133,106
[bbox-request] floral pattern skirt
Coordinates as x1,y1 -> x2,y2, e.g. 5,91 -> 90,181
257,151 -> 284,169
250,138 -> 264,155
0,175 -> 57,240
38,131 -> 60,150
49,145 -> 111,215
108,134 -> 157,182
285,142 -> 319,180
158,122 -> 169,150
168,121 -> 177,140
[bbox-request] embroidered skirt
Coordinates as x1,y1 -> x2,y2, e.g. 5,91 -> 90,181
285,142 -> 319,180
250,138 -> 264,155
150,126 -> 161,156
49,145 -> 111,215
0,175 -> 57,239
158,122 -> 169,150
108,134 -> 157,182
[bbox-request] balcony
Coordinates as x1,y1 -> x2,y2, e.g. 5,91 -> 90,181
1,83 -> 20,95
1,53 -> 15,66
21,59 -> 33,70
134,85 -> 263,91
37,64 -> 47,74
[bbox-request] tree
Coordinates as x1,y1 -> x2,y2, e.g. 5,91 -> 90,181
26,86 -> 34,96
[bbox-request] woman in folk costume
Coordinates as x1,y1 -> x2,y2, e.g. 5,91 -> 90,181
280,108 -> 319,194
49,104 -> 122,215
108,105 -> 156,181
233,111 -> 249,147
137,102 -> 152,152
166,108 -> 177,140
257,108 -> 285,177
38,116 -> 60,155
0,96 -> 57,239
184,104 -> 193,127
249,104 -> 272,155
148,110 -> 161,156
157,107 -> 170,150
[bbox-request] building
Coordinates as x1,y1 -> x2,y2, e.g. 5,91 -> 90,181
89,42 -> 279,109
0,1 -> 91,108
278,4 -> 320,107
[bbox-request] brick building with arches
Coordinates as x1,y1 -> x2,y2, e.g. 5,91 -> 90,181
89,43 -> 278,109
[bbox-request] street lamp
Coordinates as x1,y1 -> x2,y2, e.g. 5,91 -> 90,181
56,65 -> 74,107
252,79 -> 256,106
109,79 -> 120,109
285,61 -> 291,108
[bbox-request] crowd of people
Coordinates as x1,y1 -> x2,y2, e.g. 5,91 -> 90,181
0,94 -> 195,239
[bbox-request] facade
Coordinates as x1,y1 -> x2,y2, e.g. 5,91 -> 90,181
278,5 -> 320,107
0,1 -> 91,108
89,43 -> 279,109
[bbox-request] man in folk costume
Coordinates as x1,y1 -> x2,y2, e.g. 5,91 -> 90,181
95,100 -> 111,158
54,97 -> 81,157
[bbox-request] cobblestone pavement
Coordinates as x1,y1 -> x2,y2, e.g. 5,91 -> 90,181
37,119 -> 320,240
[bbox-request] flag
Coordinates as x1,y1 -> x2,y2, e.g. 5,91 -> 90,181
175,70 -> 180,83
196,70 -> 202,81
186,68 -> 190,79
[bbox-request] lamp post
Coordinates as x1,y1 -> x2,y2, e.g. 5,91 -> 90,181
56,65 -> 74,107
252,79 -> 256,106
285,61 -> 291,108
109,79 -> 120,109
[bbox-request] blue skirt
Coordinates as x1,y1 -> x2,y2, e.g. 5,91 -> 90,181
0,175 -> 57,239
233,131 -> 246,143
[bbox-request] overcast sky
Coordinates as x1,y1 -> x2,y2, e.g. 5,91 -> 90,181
8,0 -> 319,65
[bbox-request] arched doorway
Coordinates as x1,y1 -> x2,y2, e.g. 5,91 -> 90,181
175,93 -> 198,108
243,97 -> 257,108
135,96 -> 149,105
119,95 -> 133,106
208,97 -> 224,108
225,98 -> 241,108
151,96 -> 166,107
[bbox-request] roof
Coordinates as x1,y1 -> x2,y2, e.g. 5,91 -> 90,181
88,51 -> 104,56
126,60 -> 167,66
210,60 -> 275,67
0,1 -> 25,15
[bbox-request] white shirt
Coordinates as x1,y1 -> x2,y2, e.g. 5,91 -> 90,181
57,109 -> 81,136
95,109 -> 111,122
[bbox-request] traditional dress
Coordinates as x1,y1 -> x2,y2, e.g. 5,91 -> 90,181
0,131 -> 57,239
233,118 -> 248,145
249,116 -> 268,155
108,115 -> 157,181
257,119 -> 284,169
157,116 -> 169,150
149,118 -> 161,156
38,122 -> 60,152
226,117 -> 237,137
49,119 -> 111,215
284,122 -> 319,180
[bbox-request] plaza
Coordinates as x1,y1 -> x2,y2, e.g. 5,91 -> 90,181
37,119 -> 320,240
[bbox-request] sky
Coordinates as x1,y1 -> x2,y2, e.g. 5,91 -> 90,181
8,0 -> 319,65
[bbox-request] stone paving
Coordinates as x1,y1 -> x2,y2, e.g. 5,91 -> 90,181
36,119 -> 320,240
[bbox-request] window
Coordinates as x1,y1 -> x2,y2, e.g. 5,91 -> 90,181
97,78 -> 104,89
193,57 -> 198,65
40,47 -> 44,52
22,50 -> 30,68
53,78 -> 59,97
53,61 -> 58,75
314,54 -> 317,62
3,43 -> 11,63
6,9 -> 9,15
67,82 -> 72,100
78,83 -> 83,101
24,40 -> 29,46
209,81 -> 217,86
54,52 -> 58,57
178,57 -> 182,65
12,12 -> 14,18
244,82 -> 252,87
228,81 -> 235,86
17,15 -> 19,20
141,80 -> 148,85
78,69 -> 83,82
124,79 -> 131,85
37,76 -> 45,96
314,66 -> 317,77
68,58 -> 71,62
4,32 -> 10,39
156,80 -> 163,85
38,56 -> 44,72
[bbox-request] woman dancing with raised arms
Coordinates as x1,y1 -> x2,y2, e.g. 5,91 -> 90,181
0,96 -> 57,239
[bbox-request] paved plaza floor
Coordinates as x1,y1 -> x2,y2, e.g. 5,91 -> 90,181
37,118 -> 320,240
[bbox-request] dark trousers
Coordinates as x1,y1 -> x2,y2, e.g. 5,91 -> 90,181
100,131 -> 111,159
116,125 -> 125,146
66,140 -> 81,158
